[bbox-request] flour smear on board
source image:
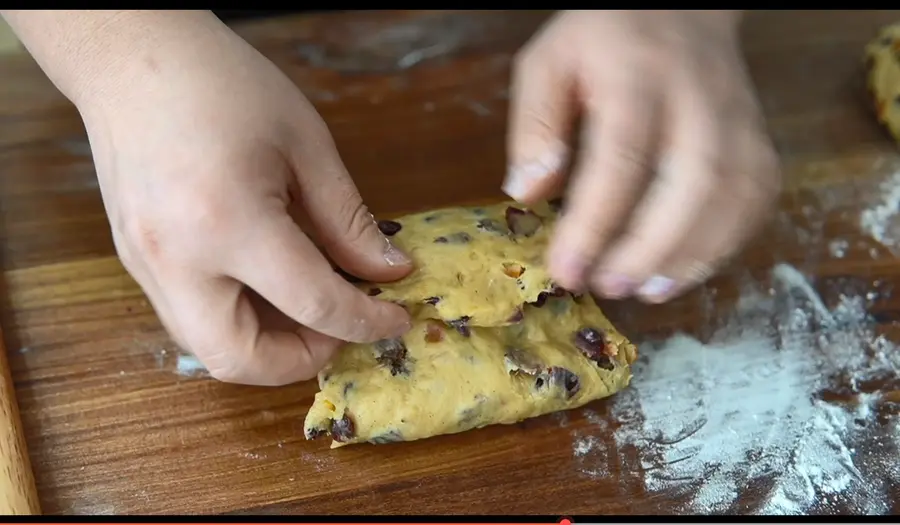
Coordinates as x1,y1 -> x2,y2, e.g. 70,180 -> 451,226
860,167 -> 900,254
575,263 -> 900,515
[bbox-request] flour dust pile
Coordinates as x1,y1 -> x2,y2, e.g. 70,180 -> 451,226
580,264 -> 899,515
860,167 -> 900,255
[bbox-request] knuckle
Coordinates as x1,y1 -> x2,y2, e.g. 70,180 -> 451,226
172,192 -> 234,241
607,140 -> 654,177
114,189 -> 234,266
336,195 -> 374,245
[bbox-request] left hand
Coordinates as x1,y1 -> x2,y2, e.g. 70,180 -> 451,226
503,10 -> 781,303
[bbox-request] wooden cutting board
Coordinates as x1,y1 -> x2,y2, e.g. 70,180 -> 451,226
0,325 -> 40,515
1,9 -> 899,515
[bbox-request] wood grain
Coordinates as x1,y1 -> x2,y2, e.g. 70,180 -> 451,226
0,9 -> 899,515
0,325 -> 40,515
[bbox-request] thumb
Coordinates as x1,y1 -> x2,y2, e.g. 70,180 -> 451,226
504,46 -> 576,204
288,126 -> 413,283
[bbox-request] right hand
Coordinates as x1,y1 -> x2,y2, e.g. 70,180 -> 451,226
76,15 -> 413,386
504,11 -> 780,304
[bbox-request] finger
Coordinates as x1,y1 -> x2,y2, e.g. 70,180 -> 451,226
286,121 -> 413,283
503,43 -> 576,203
547,83 -> 659,292
588,100 -> 721,301
230,212 -> 411,344
639,133 -> 781,302
640,197 -> 739,304
163,273 -> 339,386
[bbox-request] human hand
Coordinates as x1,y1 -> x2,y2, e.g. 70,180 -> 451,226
77,14 -> 412,385
504,10 -> 781,303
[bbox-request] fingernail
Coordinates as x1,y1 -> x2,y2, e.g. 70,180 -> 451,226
383,238 -> 412,267
636,275 -> 676,302
598,272 -> 640,299
503,142 -> 568,201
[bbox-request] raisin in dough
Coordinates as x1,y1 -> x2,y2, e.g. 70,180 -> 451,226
304,294 -> 637,448
865,22 -> 900,142
367,200 -> 561,328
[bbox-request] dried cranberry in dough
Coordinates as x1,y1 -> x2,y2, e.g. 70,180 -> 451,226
374,338 -> 409,376
305,427 -> 328,440
447,316 -> 471,337
377,220 -> 402,236
424,321 -> 444,343
506,308 -> 524,324
548,197 -> 564,213
369,430 -> 404,444
476,218 -> 508,235
348,201 -> 562,327
547,367 -> 580,398
434,232 -> 472,244
302,291 -> 639,448
331,413 -> 356,442
531,367 -> 579,399
573,327 -> 615,370
532,285 -> 566,308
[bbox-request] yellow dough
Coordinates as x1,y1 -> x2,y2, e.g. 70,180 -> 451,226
364,200 -> 561,328
304,294 -> 638,448
865,22 -> 900,142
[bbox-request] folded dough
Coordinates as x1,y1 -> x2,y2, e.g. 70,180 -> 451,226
304,293 -> 637,448
865,22 -> 900,142
362,200 -> 561,328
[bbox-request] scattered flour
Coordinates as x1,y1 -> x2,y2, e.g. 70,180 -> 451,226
300,451 -> 337,473
577,263 -> 899,515
860,168 -> 900,254
175,354 -> 209,378
828,239 -> 849,259
572,434 -> 609,479
574,435 -> 600,457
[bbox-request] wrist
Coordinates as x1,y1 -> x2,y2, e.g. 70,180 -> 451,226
1,10 -> 227,111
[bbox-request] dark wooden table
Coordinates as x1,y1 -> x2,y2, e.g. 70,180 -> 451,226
1,9 -> 899,515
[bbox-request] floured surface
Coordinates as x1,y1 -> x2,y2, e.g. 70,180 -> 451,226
604,266 -> 899,514
568,155 -> 900,515
860,167 -> 900,254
